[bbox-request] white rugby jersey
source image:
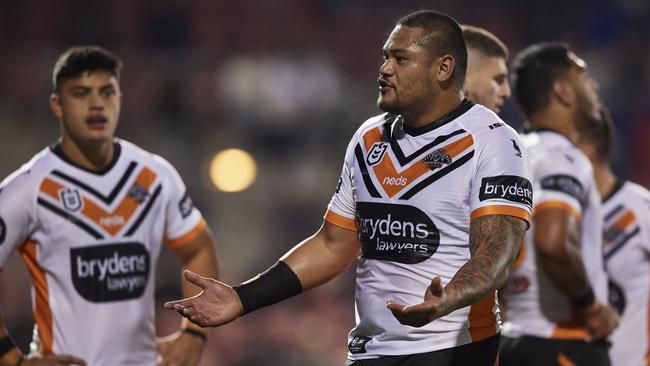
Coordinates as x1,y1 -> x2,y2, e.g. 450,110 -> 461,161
502,130 -> 607,340
602,180 -> 650,366
0,139 -> 206,366
325,100 -> 533,360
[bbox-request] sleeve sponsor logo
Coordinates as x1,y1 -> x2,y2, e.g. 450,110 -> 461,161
356,202 -> 439,264
0,217 -> 5,245
366,142 -> 388,166
179,192 -> 194,219
348,336 -> 372,354
71,242 -> 150,302
540,174 -> 585,205
479,175 -> 533,208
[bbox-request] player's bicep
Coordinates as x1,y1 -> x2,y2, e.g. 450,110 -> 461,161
533,207 -> 580,257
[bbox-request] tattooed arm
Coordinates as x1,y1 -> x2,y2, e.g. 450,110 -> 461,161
387,215 -> 526,327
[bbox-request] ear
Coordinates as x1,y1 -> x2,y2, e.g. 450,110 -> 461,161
435,54 -> 456,83
49,93 -> 63,119
551,79 -> 575,107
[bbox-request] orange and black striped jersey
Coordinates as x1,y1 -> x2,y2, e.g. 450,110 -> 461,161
502,130 -> 607,341
602,180 -> 650,366
325,100 -> 532,359
0,139 -> 206,366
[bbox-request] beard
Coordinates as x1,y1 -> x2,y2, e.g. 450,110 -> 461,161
377,93 -> 403,114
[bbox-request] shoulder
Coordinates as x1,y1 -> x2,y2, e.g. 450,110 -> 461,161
354,113 -> 393,140
118,139 -> 179,176
458,105 -> 524,156
621,181 -> 650,208
1,147 -> 53,195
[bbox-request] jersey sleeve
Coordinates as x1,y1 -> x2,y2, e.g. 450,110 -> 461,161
158,159 -> 206,248
324,134 -> 358,232
470,127 -> 533,226
0,171 -> 36,269
532,151 -> 590,221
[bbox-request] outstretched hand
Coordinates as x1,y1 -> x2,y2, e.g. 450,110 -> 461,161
164,270 -> 244,327
386,276 -> 455,328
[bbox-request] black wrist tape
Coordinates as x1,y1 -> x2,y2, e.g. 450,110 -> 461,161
233,261 -> 303,315
574,286 -> 595,308
0,335 -> 17,358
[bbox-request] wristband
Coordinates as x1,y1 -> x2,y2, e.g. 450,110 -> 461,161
233,261 -> 303,315
574,286 -> 595,309
183,328 -> 207,341
0,335 -> 17,358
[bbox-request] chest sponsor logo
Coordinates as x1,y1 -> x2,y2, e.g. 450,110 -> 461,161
0,216 -> 5,245
366,142 -> 388,166
71,242 -> 150,302
60,188 -> 83,212
479,175 -> 532,208
356,202 -> 439,264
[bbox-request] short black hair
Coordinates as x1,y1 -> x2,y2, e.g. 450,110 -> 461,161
462,25 -> 508,59
511,42 -> 573,118
397,10 -> 467,86
52,46 -> 122,92
579,107 -> 615,163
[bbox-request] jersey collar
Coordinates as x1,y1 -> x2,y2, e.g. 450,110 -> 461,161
402,98 -> 474,137
50,141 -> 122,176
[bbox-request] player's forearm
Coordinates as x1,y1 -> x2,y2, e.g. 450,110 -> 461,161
445,215 -> 526,311
281,222 -> 359,291
536,238 -> 592,301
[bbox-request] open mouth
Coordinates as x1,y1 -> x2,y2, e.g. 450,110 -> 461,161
378,78 -> 394,92
86,115 -> 108,127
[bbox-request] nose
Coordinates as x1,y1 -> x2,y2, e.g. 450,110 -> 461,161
89,91 -> 104,110
501,81 -> 511,99
379,59 -> 393,77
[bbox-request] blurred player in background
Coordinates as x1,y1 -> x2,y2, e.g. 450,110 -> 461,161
0,46 -> 218,366
577,107 -> 650,366
500,42 -> 618,366
166,10 -> 532,366
462,25 -> 511,114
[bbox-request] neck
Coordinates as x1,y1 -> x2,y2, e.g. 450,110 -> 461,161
402,91 -> 463,129
592,161 -> 618,198
59,137 -> 115,171
527,105 -> 578,143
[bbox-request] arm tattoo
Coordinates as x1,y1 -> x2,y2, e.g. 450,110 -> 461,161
445,215 -> 527,311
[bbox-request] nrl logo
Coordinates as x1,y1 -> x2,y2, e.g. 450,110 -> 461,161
422,149 -> 451,170
60,188 -> 83,212
366,142 -> 388,166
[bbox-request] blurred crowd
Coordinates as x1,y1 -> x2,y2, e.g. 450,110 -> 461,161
0,0 -> 648,365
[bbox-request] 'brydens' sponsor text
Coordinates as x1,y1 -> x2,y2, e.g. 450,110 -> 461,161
71,242 -> 150,302
356,202 -> 439,264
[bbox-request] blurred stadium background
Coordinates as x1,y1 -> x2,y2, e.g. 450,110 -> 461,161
0,0 -> 648,365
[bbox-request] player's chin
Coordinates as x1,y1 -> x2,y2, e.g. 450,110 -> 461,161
377,96 -> 399,114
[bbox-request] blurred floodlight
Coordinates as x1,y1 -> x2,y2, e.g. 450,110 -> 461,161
209,149 -> 257,192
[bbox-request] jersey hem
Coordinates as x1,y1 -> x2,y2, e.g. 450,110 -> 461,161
324,210 -> 358,232
470,205 -> 531,227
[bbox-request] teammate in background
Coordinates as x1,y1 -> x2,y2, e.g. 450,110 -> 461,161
500,43 -> 619,366
462,25 -> 511,114
166,10 -> 531,365
577,108 -> 650,366
0,46 -> 219,366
